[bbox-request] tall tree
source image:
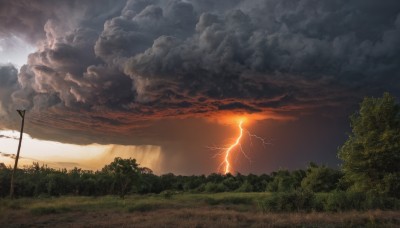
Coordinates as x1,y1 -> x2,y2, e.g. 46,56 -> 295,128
338,93 -> 400,197
101,157 -> 141,198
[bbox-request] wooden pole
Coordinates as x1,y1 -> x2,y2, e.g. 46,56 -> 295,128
10,110 -> 25,198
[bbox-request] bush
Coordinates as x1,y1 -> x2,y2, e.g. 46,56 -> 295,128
204,182 -> 226,193
236,181 -> 254,192
323,191 -> 400,211
259,189 -> 315,212
259,190 -> 400,212
160,190 -> 175,199
364,191 -> 400,210
313,193 -> 328,212
324,191 -> 365,212
301,163 -> 342,192
266,170 -> 298,192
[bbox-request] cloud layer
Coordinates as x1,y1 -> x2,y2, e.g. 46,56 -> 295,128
1,0 -> 400,145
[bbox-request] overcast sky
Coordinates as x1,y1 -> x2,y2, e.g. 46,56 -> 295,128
0,0 -> 399,174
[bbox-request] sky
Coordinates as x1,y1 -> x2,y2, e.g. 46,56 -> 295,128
0,0 -> 399,175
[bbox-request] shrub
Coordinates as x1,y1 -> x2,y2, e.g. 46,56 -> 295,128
323,190 -> 400,211
236,181 -> 254,192
160,190 -> 174,199
259,189 -> 315,212
313,193 -> 328,212
204,182 -> 226,193
364,191 -> 400,210
324,191 -> 365,212
301,163 -> 342,192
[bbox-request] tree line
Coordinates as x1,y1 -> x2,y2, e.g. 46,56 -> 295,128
0,159 -> 342,198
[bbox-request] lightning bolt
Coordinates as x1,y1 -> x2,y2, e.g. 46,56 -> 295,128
208,118 -> 270,174
223,119 -> 244,174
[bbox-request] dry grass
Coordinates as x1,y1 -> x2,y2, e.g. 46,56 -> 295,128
1,208 -> 399,227
0,194 -> 399,227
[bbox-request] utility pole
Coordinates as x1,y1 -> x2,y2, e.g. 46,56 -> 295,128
10,110 -> 26,198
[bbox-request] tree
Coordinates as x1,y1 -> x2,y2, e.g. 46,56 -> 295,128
338,93 -> 400,197
267,170 -> 300,192
101,157 -> 141,198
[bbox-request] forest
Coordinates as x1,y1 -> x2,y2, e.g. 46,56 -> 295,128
0,93 -> 399,213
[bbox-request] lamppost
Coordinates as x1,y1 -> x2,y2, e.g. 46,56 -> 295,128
9,110 -> 26,198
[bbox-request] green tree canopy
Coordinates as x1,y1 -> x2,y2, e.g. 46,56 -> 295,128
338,93 -> 400,197
101,157 -> 141,198
301,162 -> 342,192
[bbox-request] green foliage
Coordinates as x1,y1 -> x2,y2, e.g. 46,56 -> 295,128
363,190 -> 400,210
258,189 -> 315,212
259,190 -> 400,212
0,167 -> 11,197
138,173 -> 163,194
301,163 -> 342,192
266,169 -> 304,192
46,172 -> 70,196
246,173 -> 271,192
182,175 -> 205,192
324,190 -> 400,211
204,182 -> 226,193
101,157 -> 141,198
313,193 -> 328,211
339,93 -> 400,197
236,180 -> 254,192
324,191 -> 365,212
222,177 -> 240,191
160,190 -> 175,199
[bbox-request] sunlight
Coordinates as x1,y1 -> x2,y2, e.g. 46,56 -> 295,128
0,130 -> 162,172
0,35 -> 34,68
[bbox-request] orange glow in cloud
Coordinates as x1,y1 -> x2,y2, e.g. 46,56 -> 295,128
205,110 -> 294,127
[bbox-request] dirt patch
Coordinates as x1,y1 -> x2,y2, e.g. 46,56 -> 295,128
1,208 -> 399,227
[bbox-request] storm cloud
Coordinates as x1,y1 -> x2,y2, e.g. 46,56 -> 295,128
0,0 -> 400,145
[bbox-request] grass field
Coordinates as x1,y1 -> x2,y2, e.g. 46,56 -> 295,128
1,192 -> 399,227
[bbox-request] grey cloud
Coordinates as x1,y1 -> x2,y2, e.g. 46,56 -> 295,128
0,65 -> 21,126
0,0 -> 126,43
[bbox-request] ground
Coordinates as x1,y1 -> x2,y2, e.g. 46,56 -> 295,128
1,193 -> 399,227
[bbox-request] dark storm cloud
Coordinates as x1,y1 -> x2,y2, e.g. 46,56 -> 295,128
0,0 -> 399,145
